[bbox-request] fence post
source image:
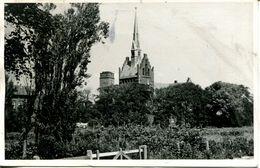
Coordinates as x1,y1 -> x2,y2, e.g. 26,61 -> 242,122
144,145 -> 148,159
87,150 -> 93,160
139,146 -> 142,159
206,140 -> 210,151
177,141 -> 180,158
139,145 -> 147,159
119,148 -> 123,160
96,150 -> 100,160
33,155 -> 40,160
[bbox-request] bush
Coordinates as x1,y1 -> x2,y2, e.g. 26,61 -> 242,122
70,125 -> 207,159
5,141 -> 22,159
5,140 -> 37,160
6,126 -> 254,159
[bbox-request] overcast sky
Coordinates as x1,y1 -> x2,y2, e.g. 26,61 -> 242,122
73,2 -> 254,94
15,2 -> 249,95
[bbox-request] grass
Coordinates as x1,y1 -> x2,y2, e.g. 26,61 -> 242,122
199,126 -> 253,142
6,126 -> 253,145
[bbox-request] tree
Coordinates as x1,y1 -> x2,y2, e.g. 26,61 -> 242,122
154,82 -> 209,128
95,83 -> 154,126
5,3 -> 57,158
205,81 -> 253,127
5,74 -> 16,133
75,89 -> 95,123
5,3 -> 109,159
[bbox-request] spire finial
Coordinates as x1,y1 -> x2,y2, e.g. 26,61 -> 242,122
131,7 -> 140,52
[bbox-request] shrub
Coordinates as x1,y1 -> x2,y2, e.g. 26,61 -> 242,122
6,126 -> 254,159
5,141 -> 22,159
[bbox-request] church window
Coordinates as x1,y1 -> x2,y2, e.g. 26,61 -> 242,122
148,68 -> 150,76
142,68 -> 145,75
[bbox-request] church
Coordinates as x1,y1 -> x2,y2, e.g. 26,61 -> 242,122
100,8 -> 154,88
118,8 -> 154,88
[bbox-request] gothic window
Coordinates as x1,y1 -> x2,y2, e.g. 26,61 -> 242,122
142,68 -> 145,75
148,68 -> 150,76
145,62 -> 148,76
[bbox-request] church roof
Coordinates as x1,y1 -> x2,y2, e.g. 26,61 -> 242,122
120,56 -> 142,79
14,85 -> 30,96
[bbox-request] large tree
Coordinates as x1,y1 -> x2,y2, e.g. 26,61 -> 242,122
154,82 -> 210,128
5,3 -> 108,159
95,83 -> 154,126
205,81 -> 253,127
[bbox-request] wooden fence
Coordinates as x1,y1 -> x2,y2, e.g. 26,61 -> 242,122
60,145 -> 147,160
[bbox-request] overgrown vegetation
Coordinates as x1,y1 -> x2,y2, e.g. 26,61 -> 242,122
94,81 -> 253,128
6,126 -> 253,159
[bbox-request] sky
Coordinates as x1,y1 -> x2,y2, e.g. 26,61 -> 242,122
77,2 -> 255,94
6,2 -> 255,94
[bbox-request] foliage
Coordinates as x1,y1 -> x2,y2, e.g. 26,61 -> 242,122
5,126 -> 254,159
95,83 -> 154,126
208,137 -> 253,159
75,89 -> 100,124
205,81 -> 253,127
5,3 -> 109,158
73,125 -> 253,159
154,82 -> 210,128
152,81 -> 253,128
5,138 -> 37,160
5,3 -> 55,78
5,75 -> 16,132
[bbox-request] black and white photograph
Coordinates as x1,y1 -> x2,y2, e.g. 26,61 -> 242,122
2,0 -> 258,165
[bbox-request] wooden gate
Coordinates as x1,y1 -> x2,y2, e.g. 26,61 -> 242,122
86,145 -> 147,160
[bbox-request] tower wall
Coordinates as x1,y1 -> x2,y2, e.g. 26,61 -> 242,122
100,71 -> 114,88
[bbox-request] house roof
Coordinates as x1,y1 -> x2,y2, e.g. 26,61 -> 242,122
13,85 -> 31,96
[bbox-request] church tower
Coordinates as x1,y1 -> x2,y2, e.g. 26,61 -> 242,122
131,7 -> 141,65
100,71 -> 114,88
119,8 -> 154,88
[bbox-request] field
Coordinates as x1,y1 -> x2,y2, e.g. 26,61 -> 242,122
5,126 -> 254,159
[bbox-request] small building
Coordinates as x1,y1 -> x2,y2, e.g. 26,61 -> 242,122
12,85 -> 34,110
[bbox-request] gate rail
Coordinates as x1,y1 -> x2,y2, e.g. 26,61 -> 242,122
60,145 -> 147,160
87,145 -> 147,160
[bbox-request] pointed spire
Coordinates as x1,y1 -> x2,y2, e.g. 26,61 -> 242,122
131,7 -> 140,51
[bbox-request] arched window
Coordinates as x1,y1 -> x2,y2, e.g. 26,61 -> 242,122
147,68 -> 150,76
142,68 -> 145,75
